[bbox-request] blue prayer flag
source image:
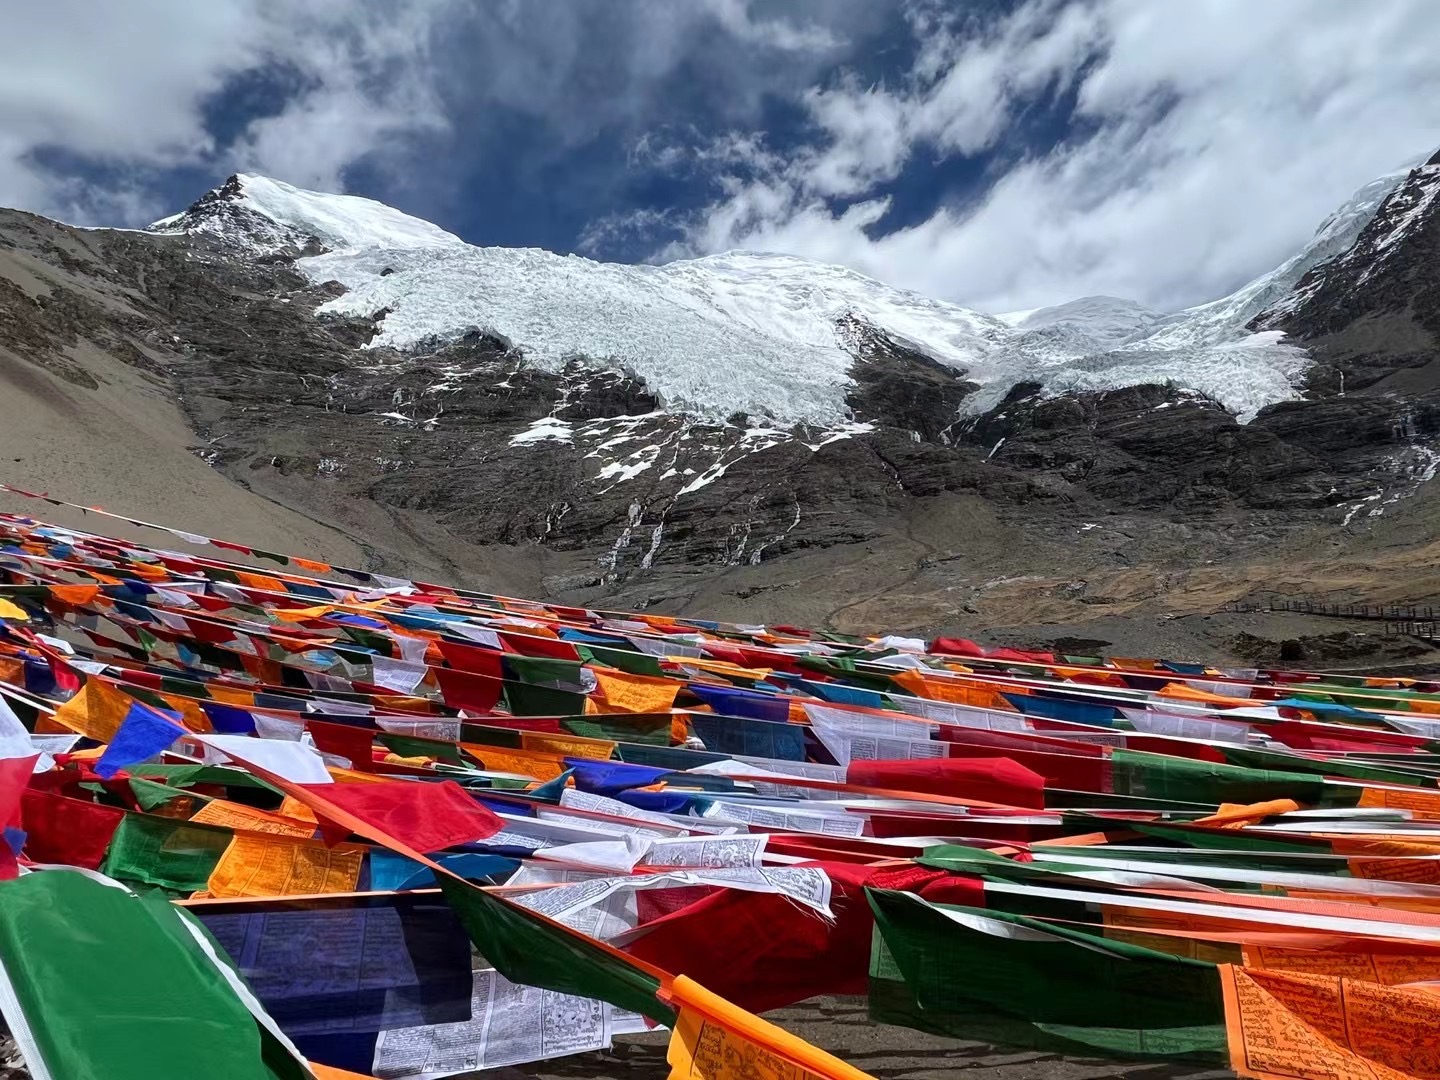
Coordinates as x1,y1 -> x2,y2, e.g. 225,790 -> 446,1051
95,702 -> 186,779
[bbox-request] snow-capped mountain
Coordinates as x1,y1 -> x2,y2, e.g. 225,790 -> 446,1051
5,146 -> 1440,613
150,167 -> 1414,424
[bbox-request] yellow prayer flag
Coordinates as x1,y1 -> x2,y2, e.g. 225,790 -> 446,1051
206,833 -> 364,899
153,691 -> 211,733
460,743 -> 567,781
189,799 -> 316,837
591,667 -> 681,713
270,604 -> 336,622
0,598 -> 29,622
680,658 -> 772,682
278,795 -> 319,823
521,731 -> 616,760
51,677 -> 134,742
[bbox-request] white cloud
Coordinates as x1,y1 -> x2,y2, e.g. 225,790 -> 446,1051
0,0 -> 451,222
228,5 -> 451,192
699,0 -> 843,52
665,0 -> 1440,314
0,0 -> 881,226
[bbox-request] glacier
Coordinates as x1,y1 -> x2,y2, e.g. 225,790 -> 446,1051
150,169 -> 1413,426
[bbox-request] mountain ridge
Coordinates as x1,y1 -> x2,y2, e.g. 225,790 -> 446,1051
1,149 -> 1438,665
149,168 -> 1410,424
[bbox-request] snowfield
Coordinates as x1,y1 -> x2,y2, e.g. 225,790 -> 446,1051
151,169 -> 1414,425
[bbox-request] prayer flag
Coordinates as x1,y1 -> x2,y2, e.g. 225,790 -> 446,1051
95,701 -> 187,779
294,778 -> 503,853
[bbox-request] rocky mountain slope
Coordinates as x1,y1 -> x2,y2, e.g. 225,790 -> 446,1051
1,156 -> 1439,658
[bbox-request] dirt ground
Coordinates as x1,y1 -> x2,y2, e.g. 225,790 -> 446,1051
506,998 -> 1234,1080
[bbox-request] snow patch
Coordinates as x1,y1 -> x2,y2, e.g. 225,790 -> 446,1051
509,417 -> 574,445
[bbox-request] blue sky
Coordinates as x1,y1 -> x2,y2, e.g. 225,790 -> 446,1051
4,1 -> 1440,313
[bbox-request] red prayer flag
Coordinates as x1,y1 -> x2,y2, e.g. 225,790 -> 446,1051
929,637 -> 986,658
847,756 -> 1047,810
20,789 -> 125,870
497,632 -> 581,661
434,667 -> 503,714
625,861 -> 879,1014
307,720 -> 378,771
437,639 -> 505,679
295,778 -> 502,853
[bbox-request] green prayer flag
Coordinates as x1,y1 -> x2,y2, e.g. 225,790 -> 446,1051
437,875 -> 674,1026
1220,744 -> 1436,789
127,776 -> 212,811
867,888 -> 1226,1061
562,713 -> 673,745
1109,748 -> 1327,806
502,680 -> 589,716
504,654 -> 587,688
577,644 -> 664,677
0,870 -> 310,1080
378,732 -> 465,765
101,813 -> 231,893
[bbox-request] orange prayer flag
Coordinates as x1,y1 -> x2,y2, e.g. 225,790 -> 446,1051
1193,800 -> 1300,829
1157,682 -> 1251,706
889,669 -> 1016,710
233,570 -> 288,593
370,695 -> 433,715
1218,965 -> 1435,1080
47,583 -> 101,606
1358,786 -> 1440,819
1240,944 -> 1440,985
290,557 -> 333,574
665,975 -> 875,1080
311,1066 -> 376,1080
122,561 -> 169,581
1331,836 -> 1440,884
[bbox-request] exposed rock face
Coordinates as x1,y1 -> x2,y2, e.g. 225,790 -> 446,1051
840,315 -> 978,442
1257,156 -> 1440,396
